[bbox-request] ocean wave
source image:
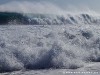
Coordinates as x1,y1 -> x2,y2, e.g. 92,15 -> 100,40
0,12 -> 100,25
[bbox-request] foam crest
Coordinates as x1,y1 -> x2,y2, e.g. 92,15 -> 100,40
0,12 -> 100,25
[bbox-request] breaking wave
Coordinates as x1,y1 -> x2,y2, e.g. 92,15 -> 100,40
0,25 -> 100,72
0,0 -> 100,73
0,1 -> 100,25
0,12 -> 100,25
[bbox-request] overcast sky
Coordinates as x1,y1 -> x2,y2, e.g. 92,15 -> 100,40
0,0 -> 100,12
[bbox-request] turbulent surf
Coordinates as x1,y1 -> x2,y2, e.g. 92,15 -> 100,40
0,1 -> 100,74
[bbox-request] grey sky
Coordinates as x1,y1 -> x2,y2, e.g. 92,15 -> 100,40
0,0 -> 100,12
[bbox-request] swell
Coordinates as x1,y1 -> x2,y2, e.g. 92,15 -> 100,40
0,12 -> 100,25
0,12 -> 29,25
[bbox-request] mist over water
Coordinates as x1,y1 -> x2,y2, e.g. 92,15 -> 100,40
0,1 -> 99,15
0,1 -> 65,14
0,1 -> 100,25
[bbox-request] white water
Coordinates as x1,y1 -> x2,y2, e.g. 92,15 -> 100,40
0,25 -> 100,72
24,13 -> 100,25
0,0 -> 100,74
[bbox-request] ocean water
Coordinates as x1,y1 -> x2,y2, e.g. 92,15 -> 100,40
0,1 -> 100,75
0,12 -> 100,25
0,24 -> 100,73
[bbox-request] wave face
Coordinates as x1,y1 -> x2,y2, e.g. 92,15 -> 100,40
0,12 -> 100,25
0,25 -> 100,72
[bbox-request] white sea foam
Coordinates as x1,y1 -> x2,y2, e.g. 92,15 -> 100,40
0,25 -> 100,72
